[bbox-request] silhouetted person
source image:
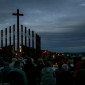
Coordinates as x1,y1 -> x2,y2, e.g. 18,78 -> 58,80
36,58 -> 44,85
55,62 -> 74,85
55,61 -> 63,85
1,62 -> 12,83
75,57 -> 85,85
8,61 -> 28,85
41,60 -> 56,85
23,57 -> 37,85
74,56 -> 83,76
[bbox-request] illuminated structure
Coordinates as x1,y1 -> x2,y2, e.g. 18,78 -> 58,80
0,9 -> 41,61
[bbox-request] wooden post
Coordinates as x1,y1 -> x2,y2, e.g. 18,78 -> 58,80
28,29 -> 30,57
32,31 -> 34,58
32,31 -> 34,49
1,30 -> 3,48
5,28 -> 7,47
21,25 -> 23,46
28,29 -> 30,48
9,26 -> 11,46
13,25 -> 15,51
36,34 -> 41,59
25,27 -> 27,47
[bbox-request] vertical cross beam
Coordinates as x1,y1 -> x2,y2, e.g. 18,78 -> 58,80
12,9 -> 23,51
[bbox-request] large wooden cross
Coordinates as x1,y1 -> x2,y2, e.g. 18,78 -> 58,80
12,9 -> 24,50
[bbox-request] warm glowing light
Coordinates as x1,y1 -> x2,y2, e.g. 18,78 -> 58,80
20,46 -> 22,49
52,55 -> 55,58
58,54 -> 60,56
19,45 -> 22,52
20,49 -> 22,52
43,51 -> 47,53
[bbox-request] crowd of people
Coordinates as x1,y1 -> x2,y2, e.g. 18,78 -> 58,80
0,55 -> 85,85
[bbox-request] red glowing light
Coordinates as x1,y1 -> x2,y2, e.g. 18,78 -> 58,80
55,63 -> 58,65
0,48 -> 2,50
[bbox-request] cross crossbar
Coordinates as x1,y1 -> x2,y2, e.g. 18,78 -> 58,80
12,13 -> 23,16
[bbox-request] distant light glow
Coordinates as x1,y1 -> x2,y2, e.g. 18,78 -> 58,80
52,55 -> 55,58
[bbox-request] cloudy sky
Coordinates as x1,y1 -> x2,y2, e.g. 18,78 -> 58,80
0,0 -> 85,53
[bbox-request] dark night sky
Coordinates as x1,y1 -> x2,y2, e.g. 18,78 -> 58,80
0,0 -> 85,53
